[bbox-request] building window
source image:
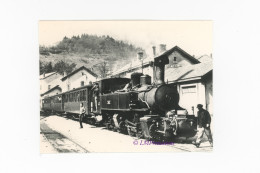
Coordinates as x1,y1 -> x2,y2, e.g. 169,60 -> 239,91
173,57 -> 177,61
182,85 -> 196,94
48,85 -> 51,90
67,84 -> 70,91
81,81 -> 84,87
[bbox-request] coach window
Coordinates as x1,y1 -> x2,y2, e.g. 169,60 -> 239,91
83,90 -> 86,101
79,91 -> 82,101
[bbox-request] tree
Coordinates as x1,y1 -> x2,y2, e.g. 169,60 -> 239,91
94,61 -> 109,78
45,62 -> 53,73
53,60 -> 76,75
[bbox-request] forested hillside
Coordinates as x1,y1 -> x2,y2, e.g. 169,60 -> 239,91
39,34 -> 145,77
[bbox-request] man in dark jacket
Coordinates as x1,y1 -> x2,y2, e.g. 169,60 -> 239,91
193,104 -> 213,147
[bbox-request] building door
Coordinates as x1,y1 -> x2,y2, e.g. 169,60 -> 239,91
179,85 -> 198,115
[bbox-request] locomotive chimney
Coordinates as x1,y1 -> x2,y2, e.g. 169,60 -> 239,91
154,44 -> 169,85
152,46 -> 156,56
159,44 -> 166,53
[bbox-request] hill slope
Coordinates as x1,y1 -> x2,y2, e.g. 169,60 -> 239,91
40,34 -> 145,77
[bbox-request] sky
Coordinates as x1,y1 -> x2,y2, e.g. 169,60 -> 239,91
39,21 -> 212,58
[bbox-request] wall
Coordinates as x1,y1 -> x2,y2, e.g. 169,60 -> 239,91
177,81 -> 200,115
40,73 -> 63,94
176,78 -> 211,116
205,74 -> 213,115
167,51 -> 195,69
61,69 -> 97,91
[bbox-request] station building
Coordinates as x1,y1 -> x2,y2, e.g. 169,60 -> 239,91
60,66 -> 98,92
40,72 -> 63,95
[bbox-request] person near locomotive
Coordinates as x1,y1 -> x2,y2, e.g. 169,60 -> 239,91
79,102 -> 86,128
193,104 -> 213,147
91,83 -> 99,111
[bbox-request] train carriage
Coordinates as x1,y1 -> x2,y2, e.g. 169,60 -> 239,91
51,94 -> 63,112
42,97 -> 52,111
62,85 -> 93,115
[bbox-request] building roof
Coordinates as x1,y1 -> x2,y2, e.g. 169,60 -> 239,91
111,58 -> 152,75
155,46 -> 200,64
111,45 -> 200,76
61,66 -> 98,81
41,85 -> 61,96
40,72 -> 57,80
165,61 -> 212,83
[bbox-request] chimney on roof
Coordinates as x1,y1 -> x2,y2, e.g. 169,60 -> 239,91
43,72 -> 45,78
63,71 -> 67,77
159,44 -> 166,53
152,46 -> 156,56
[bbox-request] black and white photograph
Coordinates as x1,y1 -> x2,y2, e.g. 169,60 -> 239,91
2,0 -> 260,172
39,21 -> 213,153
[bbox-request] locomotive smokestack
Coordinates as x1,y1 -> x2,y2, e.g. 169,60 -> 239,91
154,44 -> 169,85
152,46 -> 156,56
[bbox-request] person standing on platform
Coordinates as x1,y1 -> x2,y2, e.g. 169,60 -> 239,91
79,102 -> 86,128
193,104 -> 213,147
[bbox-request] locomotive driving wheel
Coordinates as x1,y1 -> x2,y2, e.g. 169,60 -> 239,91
127,127 -> 135,137
148,123 -> 159,140
118,121 -> 127,133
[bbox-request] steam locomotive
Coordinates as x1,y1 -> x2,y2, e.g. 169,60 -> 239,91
42,54 -> 197,141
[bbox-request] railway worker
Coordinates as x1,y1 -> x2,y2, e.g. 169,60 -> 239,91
122,81 -> 132,92
193,104 -> 213,147
79,102 -> 86,128
91,83 -> 99,111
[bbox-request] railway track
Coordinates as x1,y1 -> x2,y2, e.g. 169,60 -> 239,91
40,118 -> 89,153
41,114 -> 212,152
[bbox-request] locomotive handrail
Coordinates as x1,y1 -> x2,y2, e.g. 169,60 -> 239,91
138,97 -> 150,109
